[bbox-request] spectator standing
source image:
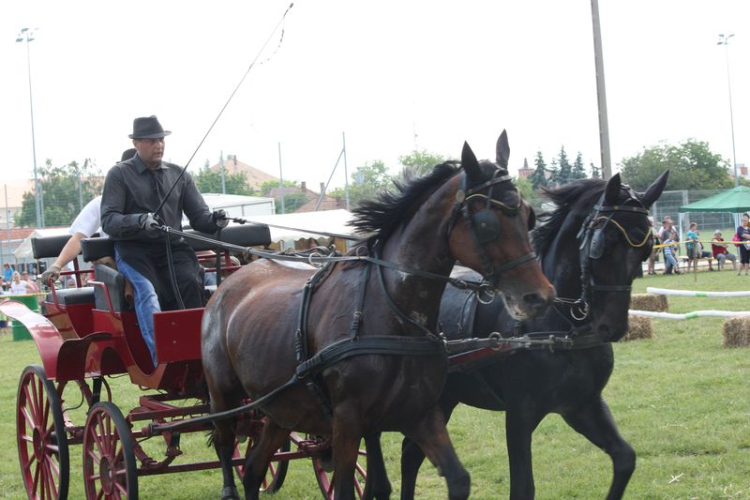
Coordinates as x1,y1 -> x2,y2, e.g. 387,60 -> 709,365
663,231 -> 681,275
736,212 -> 750,276
646,216 -> 660,275
9,271 -> 29,295
686,222 -> 714,272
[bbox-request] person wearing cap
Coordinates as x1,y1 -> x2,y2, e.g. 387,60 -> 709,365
101,116 -> 228,367
41,148 -> 137,286
711,230 -> 736,271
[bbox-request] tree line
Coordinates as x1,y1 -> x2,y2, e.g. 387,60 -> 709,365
13,138 -> 741,227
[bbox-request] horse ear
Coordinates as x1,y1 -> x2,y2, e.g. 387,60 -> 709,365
640,170 -> 670,209
603,173 -> 622,205
462,141 -> 482,183
496,130 -> 510,169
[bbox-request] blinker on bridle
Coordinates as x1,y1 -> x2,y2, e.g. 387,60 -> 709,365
571,188 -> 651,321
447,169 -> 536,291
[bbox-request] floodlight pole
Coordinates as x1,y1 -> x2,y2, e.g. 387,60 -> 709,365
590,0 -> 612,180
717,33 -> 738,187
16,28 -> 43,228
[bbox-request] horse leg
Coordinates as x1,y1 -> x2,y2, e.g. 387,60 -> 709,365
401,406 -> 470,500
210,409 -> 241,500
400,398 -> 459,500
561,397 -> 635,500
241,420 -> 291,500
330,402 -> 364,500
363,433 -> 392,500
505,406 -> 544,500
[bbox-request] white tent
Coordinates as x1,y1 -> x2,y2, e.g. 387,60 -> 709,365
13,227 -> 71,261
239,209 -> 362,249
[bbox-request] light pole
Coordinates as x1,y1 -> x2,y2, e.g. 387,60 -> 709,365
717,33 -> 738,187
590,0 -> 612,180
15,27 -> 43,228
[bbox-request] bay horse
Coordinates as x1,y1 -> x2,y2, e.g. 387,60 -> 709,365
201,132 -> 556,500
398,171 -> 669,499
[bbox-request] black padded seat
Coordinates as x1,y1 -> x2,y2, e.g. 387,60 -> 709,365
93,264 -> 132,312
33,234 -> 73,260
45,287 -> 95,306
185,224 -> 272,251
81,237 -> 115,263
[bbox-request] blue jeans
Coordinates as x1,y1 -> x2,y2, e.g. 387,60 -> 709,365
116,249 -> 160,367
664,252 -> 678,271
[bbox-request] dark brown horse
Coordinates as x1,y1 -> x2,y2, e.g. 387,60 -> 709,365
398,172 -> 669,499
201,132 -> 555,500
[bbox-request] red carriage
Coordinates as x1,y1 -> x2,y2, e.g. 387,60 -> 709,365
2,224 -> 366,500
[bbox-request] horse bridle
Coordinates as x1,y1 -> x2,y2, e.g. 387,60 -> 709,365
570,187 -> 651,321
447,170 -> 537,286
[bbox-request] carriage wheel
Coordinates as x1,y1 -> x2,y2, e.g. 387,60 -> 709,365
312,445 -> 367,500
82,402 -> 138,500
16,365 -> 70,500
234,437 -> 290,493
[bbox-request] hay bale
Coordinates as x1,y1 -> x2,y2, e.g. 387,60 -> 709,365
630,293 -> 668,312
723,317 -> 750,347
623,316 -> 655,341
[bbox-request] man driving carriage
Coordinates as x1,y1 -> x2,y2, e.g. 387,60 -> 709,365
101,115 -> 228,367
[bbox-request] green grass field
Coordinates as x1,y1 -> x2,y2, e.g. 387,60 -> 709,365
2,269 -> 750,499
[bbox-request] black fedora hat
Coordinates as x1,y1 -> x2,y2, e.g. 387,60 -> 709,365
129,115 -> 171,139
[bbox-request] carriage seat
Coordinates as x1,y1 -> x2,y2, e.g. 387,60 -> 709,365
45,287 -> 96,306
79,224 -> 272,260
32,234 -> 74,260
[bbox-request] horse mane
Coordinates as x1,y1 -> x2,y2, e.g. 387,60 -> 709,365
533,178 -> 607,257
350,161 -> 461,245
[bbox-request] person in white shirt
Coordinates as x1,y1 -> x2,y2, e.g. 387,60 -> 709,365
10,271 -> 30,295
40,149 -> 135,285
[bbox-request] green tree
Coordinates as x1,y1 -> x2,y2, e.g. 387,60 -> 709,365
278,192 -> 308,214
258,179 -> 299,197
515,177 -> 538,209
15,159 -> 103,228
194,165 -> 254,195
620,139 -> 731,191
397,150 -> 448,178
571,152 -> 587,180
529,150 -> 548,190
330,160 -> 393,208
547,159 -> 559,186
552,146 -> 572,185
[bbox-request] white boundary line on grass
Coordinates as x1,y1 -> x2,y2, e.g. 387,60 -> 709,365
629,309 -> 750,320
645,287 -> 750,298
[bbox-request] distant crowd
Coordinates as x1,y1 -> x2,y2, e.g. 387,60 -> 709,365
647,212 -> 750,276
1,263 -> 40,295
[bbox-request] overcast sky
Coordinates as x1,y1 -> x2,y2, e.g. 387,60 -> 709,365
1,1 -> 748,192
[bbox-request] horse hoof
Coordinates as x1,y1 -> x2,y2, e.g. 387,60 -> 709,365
221,485 -> 240,500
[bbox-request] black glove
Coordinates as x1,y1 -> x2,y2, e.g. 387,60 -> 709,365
212,210 -> 229,229
139,213 -> 161,232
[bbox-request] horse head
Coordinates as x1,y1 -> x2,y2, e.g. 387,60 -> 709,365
448,131 -> 554,320
576,171 -> 669,341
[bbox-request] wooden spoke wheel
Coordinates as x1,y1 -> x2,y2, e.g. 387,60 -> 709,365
233,437 -> 290,493
82,402 -> 138,500
312,444 -> 367,500
16,365 -> 70,500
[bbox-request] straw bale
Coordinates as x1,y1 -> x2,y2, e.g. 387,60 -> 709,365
623,316 -> 654,341
723,317 -> 750,348
630,293 -> 668,312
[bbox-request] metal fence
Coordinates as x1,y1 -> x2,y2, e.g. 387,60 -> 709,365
650,189 -> 739,236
